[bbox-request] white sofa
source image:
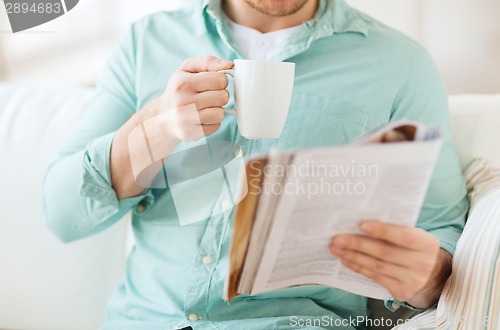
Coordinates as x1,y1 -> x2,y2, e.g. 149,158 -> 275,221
0,83 -> 499,330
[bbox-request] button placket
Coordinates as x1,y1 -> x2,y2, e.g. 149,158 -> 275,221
255,39 -> 265,48
183,213 -> 227,323
234,147 -> 243,158
211,182 -> 234,217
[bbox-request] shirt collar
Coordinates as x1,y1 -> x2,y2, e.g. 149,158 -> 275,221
202,0 -> 368,38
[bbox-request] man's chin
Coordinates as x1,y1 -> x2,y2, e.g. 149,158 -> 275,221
244,0 -> 311,17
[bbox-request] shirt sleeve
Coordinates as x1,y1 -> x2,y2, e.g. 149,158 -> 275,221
382,46 -> 469,311
43,23 -> 154,243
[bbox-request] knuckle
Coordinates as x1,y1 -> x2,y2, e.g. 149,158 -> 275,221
169,73 -> 187,92
344,250 -> 356,262
419,259 -> 435,273
349,263 -> 361,273
216,73 -> 228,89
373,260 -> 385,272
180,58 -> 193,69
368,271 -> 379,282
174,80 -> 189,92
344,237 -> 356,249
377,226 -> 386,238
378,245 -> 392,259
220,89 -> 230,104
206,55 -> 218,62
214,108 -> 225,122
341,258 -> 352,268
401,229 -> 415,245
203,56 -> 218,69
410,273 -> 427,289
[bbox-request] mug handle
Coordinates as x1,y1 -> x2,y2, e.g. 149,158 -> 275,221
218,69 -> 236,116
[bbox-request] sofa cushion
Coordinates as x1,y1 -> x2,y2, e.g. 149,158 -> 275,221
438,160 -> 500,328
0,84 -> 128,330
449,94 -> 500,168
394,159 -> 500,330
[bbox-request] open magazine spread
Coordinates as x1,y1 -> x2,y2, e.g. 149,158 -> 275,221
225,120 -> 442,302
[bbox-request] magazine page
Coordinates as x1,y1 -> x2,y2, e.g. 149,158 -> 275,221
251,139 -> 442,299
238,152 -> 293,294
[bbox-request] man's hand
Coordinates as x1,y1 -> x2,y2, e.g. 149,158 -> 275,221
157,56 -> 233,141
111,56 -> 233,198
329,221 -> 452,309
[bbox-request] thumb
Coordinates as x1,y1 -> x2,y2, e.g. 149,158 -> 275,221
180,56 -> 233,73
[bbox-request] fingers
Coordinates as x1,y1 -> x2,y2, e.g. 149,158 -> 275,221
331,234 -> 415,267
174,123 -> 221,142
185,72 -> 229,92
331,246 -> 403,281
202,123 -> 221,137
340,259 -> 411,301
330,238 -> 434,302
181,56 -> 233,73
197,107 -> 225,125
360,221 -> 439,250
329,223 -> 444,304
341,258 -> 402,288
194,89 -> 230,110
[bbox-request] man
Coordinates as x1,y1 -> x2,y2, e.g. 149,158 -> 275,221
43,0 -> 468,329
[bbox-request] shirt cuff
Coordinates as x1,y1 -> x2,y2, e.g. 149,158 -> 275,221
384,297 -> 433,313
78,132 -> 153,231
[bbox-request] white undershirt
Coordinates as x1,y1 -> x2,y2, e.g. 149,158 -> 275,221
224,15 -> 304,61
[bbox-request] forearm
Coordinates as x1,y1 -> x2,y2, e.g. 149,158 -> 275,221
44,106 -> 170,242
44,145 -> 134,242
406,248 -> 452,309
110,98 -> 180,199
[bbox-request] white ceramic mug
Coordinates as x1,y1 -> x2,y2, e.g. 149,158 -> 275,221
219,59 -> 295,139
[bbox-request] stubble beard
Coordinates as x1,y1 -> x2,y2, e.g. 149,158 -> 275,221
243,0 -> 312,17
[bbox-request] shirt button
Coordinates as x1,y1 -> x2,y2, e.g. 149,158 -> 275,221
255,39 -> 265,48
234,148 -> 243,158
202,255 -> 212,265
135,203 -> 145,213
221,199 -> 231,209
391,301 -> 400,310
188,313 -> 199,322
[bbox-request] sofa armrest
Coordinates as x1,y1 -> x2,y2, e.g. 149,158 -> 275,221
392,160 -> 500,329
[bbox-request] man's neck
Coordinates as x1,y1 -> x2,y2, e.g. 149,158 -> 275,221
222,0 -> 319,33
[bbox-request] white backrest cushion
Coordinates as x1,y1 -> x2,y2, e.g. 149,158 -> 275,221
0,84 -> 128,330
436,161 -> 500,329
0,84 -> 498,329
449,94 -> 500,169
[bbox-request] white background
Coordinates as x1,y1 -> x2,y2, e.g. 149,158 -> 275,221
0,0 -> 499,94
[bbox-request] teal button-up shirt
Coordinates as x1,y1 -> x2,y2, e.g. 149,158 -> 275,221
43,0 -> 468,329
